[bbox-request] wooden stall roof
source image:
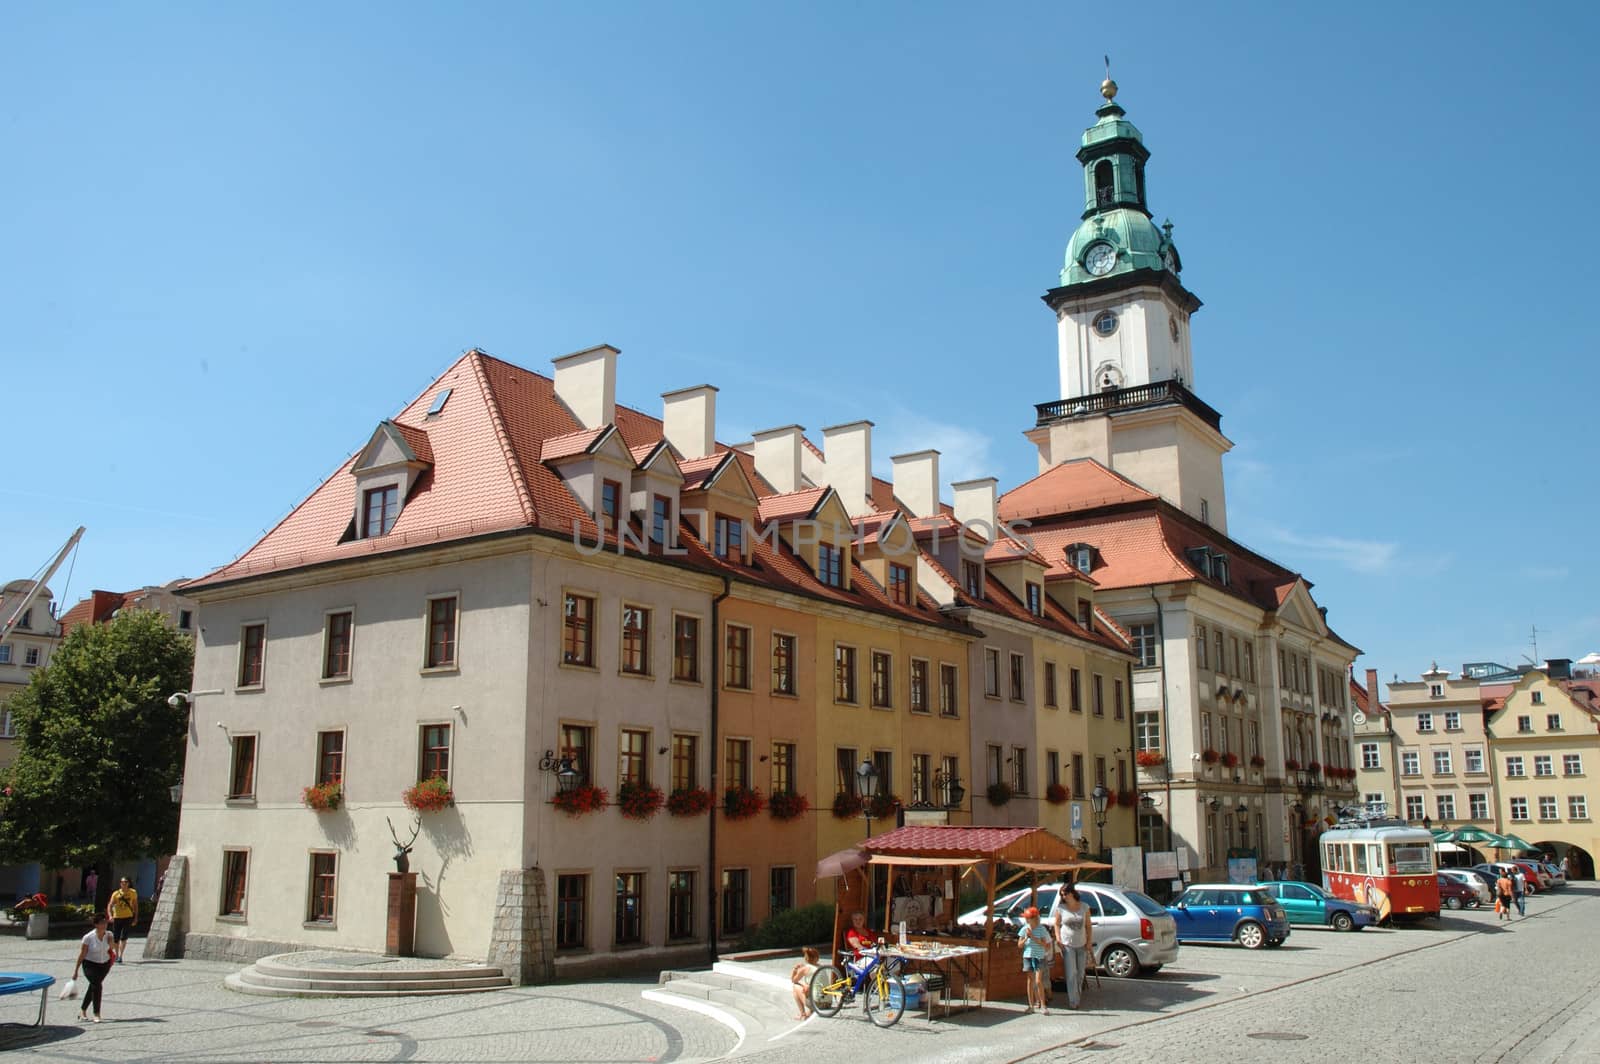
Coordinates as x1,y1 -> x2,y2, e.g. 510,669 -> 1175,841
861,825 -> 1079,864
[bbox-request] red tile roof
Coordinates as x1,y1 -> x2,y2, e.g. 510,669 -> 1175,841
59,590 -> 125,633
756,488 -> 828,525
863,824 -> 1077,861
998,459 -> 1154,522
539,427 -> 607,462
390,422 -> 434,465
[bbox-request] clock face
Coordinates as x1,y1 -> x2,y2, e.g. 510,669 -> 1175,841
1162,248 -> 1179,273
1084,243 -> 1117,276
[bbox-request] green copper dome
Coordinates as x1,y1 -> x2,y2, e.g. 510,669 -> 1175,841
1061,210 -> 1179,286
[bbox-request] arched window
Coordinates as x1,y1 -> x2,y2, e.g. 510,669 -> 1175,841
1094,161 -> 1115,207
1135,163 -> 1146,206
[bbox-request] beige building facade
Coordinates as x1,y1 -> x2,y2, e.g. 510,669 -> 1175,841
1388,665 -> 1492,829
1488,671 -> 1599,878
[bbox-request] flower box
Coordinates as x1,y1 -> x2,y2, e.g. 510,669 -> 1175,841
667,786 -> 714,817
865,793 -> 900,820
1104,790 -> 1118,808
831,791 -> 865,819
1284,758 -> 1302,771
1201,749 -> 1220,764
1116,790 -> 1137,807
768,791 -> 810,821
1045,782 -> 1070,804
1221,752 -> 1240,769
1250,754 -> 1267,768
618,781 -> 665,821
1307,761 -> 1323,774
986,781 -> 1013,807
553,782 -> 609,818
723,786 -> 764,821
302,781 -> 343,812
1135,751 -> 1166,769
402,776 -> 455,813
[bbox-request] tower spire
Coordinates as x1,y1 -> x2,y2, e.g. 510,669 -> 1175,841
1101,55 -> 1117,102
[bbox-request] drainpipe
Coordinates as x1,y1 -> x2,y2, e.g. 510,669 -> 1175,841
1126,656 -> 1138,856
707,574 -> 732,963
1148,588 -> 1174,852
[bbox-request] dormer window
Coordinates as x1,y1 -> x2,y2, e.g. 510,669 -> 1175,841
363,486 -> 399,538
650,494 -> 673,546
17,609 -> 30,630
1026,582 -> 1043,617
961,560 -> 983,597
1076,600 -> 1092,627
714,514 -> 745,562
818,543 -> 845,588
1068,545 -> 1094,574
889,563 -> 913,606
1210,553 -> 1230,585
600,480 -> 622,532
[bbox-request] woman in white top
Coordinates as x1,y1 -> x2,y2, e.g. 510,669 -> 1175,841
73,913 -> 118,1022
1053,884 -> 1094,1010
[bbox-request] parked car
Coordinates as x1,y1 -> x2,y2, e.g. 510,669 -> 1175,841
1165,884 -> 1291,949
1435,873 -> 1480,909
1509,860 -> 1552,892
1473,863 -> 1539,895
955,880 -> 1179,977
1537,861 -> 1567,888
1259,880 -> 1378,931
1439,868 -> 1494,906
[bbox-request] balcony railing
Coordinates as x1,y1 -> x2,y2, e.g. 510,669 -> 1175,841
1036,378 -> 1223,432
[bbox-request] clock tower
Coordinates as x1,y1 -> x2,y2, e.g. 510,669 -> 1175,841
1025,75 -> 1233,532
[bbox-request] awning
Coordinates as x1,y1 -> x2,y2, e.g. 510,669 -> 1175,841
816,847 -> 868,879
1012,859 -> 1114,872
1434,826 -> 1510,847
1497,834 -> 1540,853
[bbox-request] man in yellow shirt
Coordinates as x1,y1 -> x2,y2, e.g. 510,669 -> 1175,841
106,877 -> 138,962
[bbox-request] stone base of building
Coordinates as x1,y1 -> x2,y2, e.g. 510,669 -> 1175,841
485,867 -> 554,985
184,933 -> 318,965
142,855 -> 188,960
553,942 -> 711,982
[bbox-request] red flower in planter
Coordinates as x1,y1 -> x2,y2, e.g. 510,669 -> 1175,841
1135,751 -> 1166,769
831,791 -> 865,819
1307,761 -> 1323,774
723,786 -> 765,821
986,781 -> 1014,807
1116,790 -> 1136,808
1045,782 -> 1070,804
302,781 -> 343,812
865,793 -> 901,820
1221,752 -> 1240,768
553,782 -> 609,817
1284,758 -> 1302,771
1250,754 -> 1267,768
618,781 -> 665,821
768,791 -> 810,821
402,776 -> 454,813
1201,749 -> 1220,764
1103,790 -> 1118,809
666,787 -> 714,817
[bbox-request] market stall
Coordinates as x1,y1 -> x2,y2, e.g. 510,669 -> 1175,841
817,824 -> 1108,1006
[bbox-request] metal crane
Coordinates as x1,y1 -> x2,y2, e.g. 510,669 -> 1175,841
0,526 -> 85,644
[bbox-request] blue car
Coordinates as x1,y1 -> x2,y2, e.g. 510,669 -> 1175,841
1166,883 -> 1292,949
1259,880 -> 1378,930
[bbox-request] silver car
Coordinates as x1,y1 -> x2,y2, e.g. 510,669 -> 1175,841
956,881 -> 1180,978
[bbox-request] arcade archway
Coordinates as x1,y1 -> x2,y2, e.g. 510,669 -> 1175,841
1532,841 -> 1593,880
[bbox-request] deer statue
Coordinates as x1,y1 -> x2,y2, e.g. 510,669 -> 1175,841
386,815 -> 421,874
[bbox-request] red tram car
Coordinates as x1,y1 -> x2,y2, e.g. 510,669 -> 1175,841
1320,823 -> 1439,921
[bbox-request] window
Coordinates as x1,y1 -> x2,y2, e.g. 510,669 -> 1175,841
873,750 -> 892,797
725,625 -> 751,689
1094,756 -> 1108,790
771,742 -> 795,795
1509,797 -> 1529,822
1532,691 -> 1544,705
668,871 -> 696,939
721,869 -> 749,934
619,729 -> 649,786
220,850 -> 249,917
1136,711 -> 1161,751
420,723 -> 452,782
1444,710 -> 1460,731
363,485 -> 399,537
1416,713 -> 1433,733
1534,755 -> 1554,777
1230,636 -> 1241,676
835,748 -> 858,794
909,659 -> 929,713
556,874 -> 587,950
239,623 -> 266,687
871,651 -> 893,708
984,649 -> 1001,697
1401,750 -> 1420,776
715,515 -> 745,562
322,611 -> 353,679
834,645 -> 857,703
939,664 -> 959,717
1214,632 -> 1225,674
986,744 -> 1003,787
651,494 -> 673,546
1201,713 -> 1213,753
1243,644 -> 1254,682
1506,755 -> 1525,777
1570,795 -> 1589,820
1046,751 -> 1060,788
1404,795 -> 1424,820
1009,653 -> 1025,701
1436,794 -> 1456,821
1077,600 -> 1092,627
1044,662 -> 1058,708
0,645 -> 9,665
1517,716 -> 1533,733
620,605 -> 650,675
1432,749 -> 1452,775
308,853 -> 337,924
961,560 -> 982,596
673,616 -> 700,682
1069,668 -> 1083,713
770,867 -> 795,915
889,563 -> 913,605
1072,753 -> 1085,796
911,753 -> 931,805
1565,754 -> 1583,776
771,633 -> 796,695
1012,747 -> 1028,793
178,608 -> 193,631
615,872 -> 644,945
1249,721 -> 1260,758
1025,582 -> 1043,616
1114,679 -> 1125,720
671,734 -> 698,791
1429,683 -> 1443,698
316,730 -> 344,786
817,543 -> 844,587
1361,743 -> 1380,770
228,735 -> 257,798
1469,793 -> 1489,819
425,595 -> 458,669
940,755 -> 961,806
1196,625 -> 1208,669
1547,714 -> 1563,732
16,609 -> 29,630
725,738 -> 750,791
1538,796 -> 1558,821
1071,545 -> 1093,574
600,480 -> 622,531
563,594 -> 595,666
1092,674 -> 1105,717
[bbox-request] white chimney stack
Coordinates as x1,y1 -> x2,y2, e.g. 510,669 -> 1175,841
890,450 -> 941,519
551,344 -> 619,430
821,420 -> 874,518
662,384 -> 718,460
951,477 -> 999,543
752,425 -> 806,494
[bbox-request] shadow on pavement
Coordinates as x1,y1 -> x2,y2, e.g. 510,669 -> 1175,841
0,1024 -> 86,1050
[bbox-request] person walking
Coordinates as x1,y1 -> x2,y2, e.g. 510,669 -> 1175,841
1016,906 -> 1054,1014
107,877 -> 138,963
72,914 -> 118,1022
83,869 -> 98,905
1512,868 -> 1527,917
1495,870 -> 1514,921
1052,884 -> 1094,1011
789,946 -> 819,1020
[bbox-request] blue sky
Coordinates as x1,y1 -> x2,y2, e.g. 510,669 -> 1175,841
4,2 -> 1596,681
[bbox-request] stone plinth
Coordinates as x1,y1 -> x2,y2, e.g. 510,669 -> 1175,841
386,872 -> 418,957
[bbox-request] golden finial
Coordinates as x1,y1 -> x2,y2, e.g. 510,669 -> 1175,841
1101,55 -> 1118,101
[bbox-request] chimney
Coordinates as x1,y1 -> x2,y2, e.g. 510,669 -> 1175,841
821,421 -> 874,518
952,477 -> 999,543
1365,668 -> 1380,715
752,425 -> 805,494
662,384 -> 718,460
551,344 -> 619,430
891,450 -> 942,519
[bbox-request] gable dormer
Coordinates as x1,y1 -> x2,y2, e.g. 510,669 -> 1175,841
629,441 -> 686,547
350,421 -> 434,539
540,425 -> 636,533
679,452 -> 761,564
855,511 -> 919,605
983,534 -> 1050,618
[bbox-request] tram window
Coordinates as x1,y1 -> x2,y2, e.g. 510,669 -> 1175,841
1354,846 -> 1368,873
1369,845 -> 1385,873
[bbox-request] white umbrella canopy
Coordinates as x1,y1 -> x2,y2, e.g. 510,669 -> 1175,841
1577,652 -> 1600,666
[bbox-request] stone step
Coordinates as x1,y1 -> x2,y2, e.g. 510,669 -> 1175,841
236,968 -> 511,994
254,956 -> 505,982
645,982 -> 791,1056
226,951 -> 512,999
225,972 -> 508,999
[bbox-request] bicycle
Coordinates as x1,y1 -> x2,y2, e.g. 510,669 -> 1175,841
808,942 -> 909,1028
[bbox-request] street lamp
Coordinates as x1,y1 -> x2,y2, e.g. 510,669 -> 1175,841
856,759 -> 881,838
933,770 -> 965,811
169,783 -> 183,805
1090,784 -> 1110,855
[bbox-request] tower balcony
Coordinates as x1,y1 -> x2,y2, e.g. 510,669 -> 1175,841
1035,378 -> 1222,433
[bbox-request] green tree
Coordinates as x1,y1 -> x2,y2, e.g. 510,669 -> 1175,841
0,611 -> 193,882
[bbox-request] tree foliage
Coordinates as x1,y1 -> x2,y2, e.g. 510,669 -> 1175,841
0,611 -> 193,867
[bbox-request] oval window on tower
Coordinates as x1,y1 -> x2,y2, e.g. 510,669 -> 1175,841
1092,311 -> 1119,337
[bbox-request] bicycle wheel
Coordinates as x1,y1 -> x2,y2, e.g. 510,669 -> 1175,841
864,972 -> 907,1028
809,965 -> 846,1017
